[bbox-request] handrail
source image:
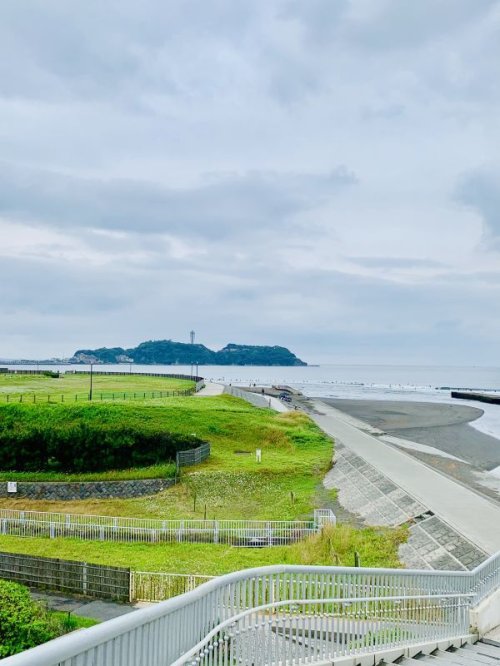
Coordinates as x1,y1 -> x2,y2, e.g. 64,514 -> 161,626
170,593 -> 474,666
1,558 -> 497,666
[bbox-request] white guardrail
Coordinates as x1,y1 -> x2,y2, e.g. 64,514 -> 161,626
2,551 -> 500,666
0,509 -> 335,547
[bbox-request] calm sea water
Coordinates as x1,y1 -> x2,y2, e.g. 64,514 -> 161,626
7,362 -> 500,440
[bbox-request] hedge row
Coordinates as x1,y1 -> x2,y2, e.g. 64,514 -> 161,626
0,405 -> 206,473
0,579 -> 61,657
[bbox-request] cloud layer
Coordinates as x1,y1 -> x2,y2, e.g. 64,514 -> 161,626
1,0 -> 499,363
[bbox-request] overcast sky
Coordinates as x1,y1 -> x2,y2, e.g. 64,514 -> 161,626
1,0 -> 500,364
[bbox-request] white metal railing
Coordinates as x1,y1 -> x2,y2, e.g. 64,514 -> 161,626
172,594 -> 472,666
3,553 -> 500,666
132,571 -> 214,602
0,508 -> 336,547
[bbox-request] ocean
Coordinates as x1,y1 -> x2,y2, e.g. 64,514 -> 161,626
6,362 -> 500,441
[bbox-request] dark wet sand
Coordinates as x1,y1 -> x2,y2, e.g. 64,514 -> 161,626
320,398 -> 500,471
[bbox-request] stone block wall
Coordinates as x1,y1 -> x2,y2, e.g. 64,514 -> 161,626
0,477 -> 175,500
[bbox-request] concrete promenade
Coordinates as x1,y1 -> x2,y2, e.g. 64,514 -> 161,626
194,382 -> 224,396
312,400 -> 500,554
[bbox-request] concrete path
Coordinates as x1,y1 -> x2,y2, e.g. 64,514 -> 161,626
194,382 -> 224,396
313,400 -> 500,554
31,591 -> 150,621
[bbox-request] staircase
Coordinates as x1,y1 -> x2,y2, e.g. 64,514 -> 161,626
395,641 -> 500,665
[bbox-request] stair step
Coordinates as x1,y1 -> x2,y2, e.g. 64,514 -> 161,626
425,651 -> 473,665
463,644 -> 500,661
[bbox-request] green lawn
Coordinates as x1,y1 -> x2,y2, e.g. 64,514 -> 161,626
0,525 -> 407,575
0,464 -> 176,482
0,372 -> 194,402
0,396 -> 334,520
50,611 -> 99,630
0,394 -> 409,573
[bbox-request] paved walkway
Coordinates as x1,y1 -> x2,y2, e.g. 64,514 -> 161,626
313,400 -> 500,554
194,382 -> 224,396
31,591 -> 150,621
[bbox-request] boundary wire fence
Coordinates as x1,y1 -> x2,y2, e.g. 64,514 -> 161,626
0,388 -> 196,403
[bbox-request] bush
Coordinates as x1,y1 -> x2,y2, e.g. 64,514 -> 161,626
0,580 -> 61,657
0,404 -> 207,473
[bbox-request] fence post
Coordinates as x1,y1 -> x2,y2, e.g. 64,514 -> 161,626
49,522 -> 55,539
129,571 -> 134,603
82,563 -> 88,595
214,521 -> 219,544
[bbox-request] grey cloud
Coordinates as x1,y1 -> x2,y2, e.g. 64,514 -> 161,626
343,0 -> 497,52
0,162 -> 357,238
0,256 -> 133,316
282,0 -> 496,52
0,1 -> 260,102
455,168 -> 500,241
351,257 -> 445,269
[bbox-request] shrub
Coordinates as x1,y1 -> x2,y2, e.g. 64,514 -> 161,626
0,404 -> 207,473
0,580 -> 61,657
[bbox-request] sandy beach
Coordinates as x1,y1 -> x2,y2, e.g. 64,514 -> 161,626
320,398 -> 500,471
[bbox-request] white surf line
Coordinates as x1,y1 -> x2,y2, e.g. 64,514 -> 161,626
380,434 -> 468,464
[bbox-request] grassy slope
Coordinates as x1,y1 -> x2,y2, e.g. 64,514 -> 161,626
0,525 -> 407,575
0,373 -> 194,399
0,464 -> 177,482
0,394 -> 408,571
0,396 -> 334,520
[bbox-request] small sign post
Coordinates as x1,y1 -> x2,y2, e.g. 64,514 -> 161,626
256,449 -> 262,463
7,481 -> 17,494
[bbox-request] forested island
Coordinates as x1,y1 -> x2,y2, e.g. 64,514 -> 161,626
70,340 -> 307,366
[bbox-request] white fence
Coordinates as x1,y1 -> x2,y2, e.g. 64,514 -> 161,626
0,508 -> 336,547
132,571 -> 214,602
6,552 -> 500,666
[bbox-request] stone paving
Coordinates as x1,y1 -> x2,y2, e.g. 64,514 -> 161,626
324,443 -> 427,527
400,515 -> 487,571
325,442 -> 488,571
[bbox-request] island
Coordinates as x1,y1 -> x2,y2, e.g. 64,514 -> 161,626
70,340 -> 307,366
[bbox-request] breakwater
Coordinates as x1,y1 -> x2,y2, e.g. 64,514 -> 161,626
451,391 -> 500,405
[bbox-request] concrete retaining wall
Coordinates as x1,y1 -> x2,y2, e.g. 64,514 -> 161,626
470,587 -> 500,635
223,385 -> 272,408
0,477 -> 175,500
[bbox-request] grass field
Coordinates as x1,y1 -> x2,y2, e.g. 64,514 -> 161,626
50,611 -> 98,630
0,372 -> 194,401
0,463 -> 176,482
0,395 -> 333,520
0,525 -> 407,574
0,390 -> 409,571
